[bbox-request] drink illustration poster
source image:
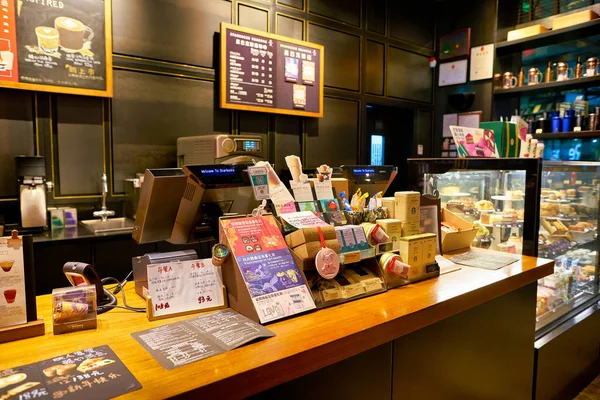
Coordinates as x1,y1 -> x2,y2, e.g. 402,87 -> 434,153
0,0 -> 111,96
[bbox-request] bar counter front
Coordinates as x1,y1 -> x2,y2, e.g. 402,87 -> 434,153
0,252 -> 553,400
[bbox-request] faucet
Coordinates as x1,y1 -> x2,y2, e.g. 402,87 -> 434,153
93,174 -> 115,222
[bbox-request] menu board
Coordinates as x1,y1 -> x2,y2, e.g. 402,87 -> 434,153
0,234 -> 26,328
0,0 -> 112,97
220,23 -> 323,118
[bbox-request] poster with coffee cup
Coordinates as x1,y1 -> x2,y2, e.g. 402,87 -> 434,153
0,234 -> 27,328
0,0 -> 110,95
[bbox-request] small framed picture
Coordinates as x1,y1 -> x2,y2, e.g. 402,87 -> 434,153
439,28 -> 471,61
285,57 -> 299,82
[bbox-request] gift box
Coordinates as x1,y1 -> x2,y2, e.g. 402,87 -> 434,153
479,121 -> 521,158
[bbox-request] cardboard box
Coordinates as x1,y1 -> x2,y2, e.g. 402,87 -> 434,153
479,121 -> 521,158
382,197 -> 395,218
285,226 -> 336,248
507,24 -> 548,41
292,239 -> 340,260
394,191 -> 420,222
552,10 -> 598,31
441,209 -> 477,252
335,225 -> 370,253
400,220 -> 420,237
398,233 -> 436,268
376,219 -> 403,241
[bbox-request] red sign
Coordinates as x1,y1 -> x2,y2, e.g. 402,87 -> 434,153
0,0 -> 18,82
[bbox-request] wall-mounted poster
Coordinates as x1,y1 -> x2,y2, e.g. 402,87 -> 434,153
0,0 -> 112,97
470,44 -> 494,81
439,28 -> 470,61
438,59 -> 468,86
220,23 -> 324,118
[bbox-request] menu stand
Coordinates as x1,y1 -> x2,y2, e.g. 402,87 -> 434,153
0,319 -> 45,344
146,286 -> 228,322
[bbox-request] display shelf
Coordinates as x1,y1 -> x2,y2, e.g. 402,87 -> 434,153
494,74 -> 600,96
491,195 -> 525,201
496,19 -> 600,55
339,247 -> 376,265
439,192 -> 470,197
535,130 -> 600,140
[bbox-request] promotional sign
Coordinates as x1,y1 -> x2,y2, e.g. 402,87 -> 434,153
247,166 -> 269,201
221,216 -> 316,323
146,259 -> 225,318
0,0 -> 112,97
0,234 -> 26,328
0,346 -> 141,399
450,126 -> 499,158
220,23 -> 324,118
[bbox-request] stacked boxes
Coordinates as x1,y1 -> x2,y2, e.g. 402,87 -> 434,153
376,219 -> 402,242
398,233 -> 437,279
394,191 -> 421,237
285,226 -> 340,259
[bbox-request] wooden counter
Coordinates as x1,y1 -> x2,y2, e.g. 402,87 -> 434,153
0,253 -> 553,399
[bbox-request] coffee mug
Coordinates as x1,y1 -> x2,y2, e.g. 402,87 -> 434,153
556,62 -> 573,82
55,17 -> 94,52
586,57 -> 598,77
503,72 -> 517,89
35,26 -> 59,54
528,68 -> 543,85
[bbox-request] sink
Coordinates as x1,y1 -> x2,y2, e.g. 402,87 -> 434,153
80,217 -> 135,234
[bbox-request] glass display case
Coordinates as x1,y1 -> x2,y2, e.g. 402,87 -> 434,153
536,161 -> 600,334
407,158 -> 542,256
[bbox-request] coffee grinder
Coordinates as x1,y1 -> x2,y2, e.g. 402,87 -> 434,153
15,156 -> 48,229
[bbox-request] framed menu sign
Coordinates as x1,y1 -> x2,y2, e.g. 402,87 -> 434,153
0,0 -> 112,97
220,23 -> 324,118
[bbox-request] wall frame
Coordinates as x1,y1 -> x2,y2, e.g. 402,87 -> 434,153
439,28 -> 471,61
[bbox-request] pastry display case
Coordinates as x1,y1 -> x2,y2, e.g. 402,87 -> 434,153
407,158 -> 542,256
536,161 -> 599,334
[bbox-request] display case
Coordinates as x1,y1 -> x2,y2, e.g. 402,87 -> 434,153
407,158 -> 542,256
536,161 -> 600,334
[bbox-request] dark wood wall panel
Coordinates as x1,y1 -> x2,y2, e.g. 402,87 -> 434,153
416,109 -> 433,157
308,24 -> 360,91
306,97 -> 358,168
239,112 -> 269,136
365,40 -> 384,96
111,70 -> 228,193
274,115 -> 302,173
366,0 -> 386,35
55,96 -> 103,196
112,0 -> 231,68
276,14 -> 304,40
0,89 -> 35,198
387,47 -> 432,103
388,0 -> 435,49
238,4 -> 269,32
277,0 -> 303,10
308,0 -> 361,27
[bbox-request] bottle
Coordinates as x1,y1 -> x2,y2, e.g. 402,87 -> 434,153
545,61 -> 553,83
518,67 -> 525,86
575,56 -> 583,79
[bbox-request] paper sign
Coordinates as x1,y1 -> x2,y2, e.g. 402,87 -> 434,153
279,211 -> 329,229
443,114 -> 458,138
470,44 -> 494,81
439,60 -> 468,86
247,166 -> 269,200
450,126 -> 499,158
0,235 -> 27,328
147,259 -> 224,317
290,181 -> 314,202
313,179 -> 334,200
220,216 -> 316,323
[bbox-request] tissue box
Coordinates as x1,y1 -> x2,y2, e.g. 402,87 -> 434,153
479,121 -> 521,158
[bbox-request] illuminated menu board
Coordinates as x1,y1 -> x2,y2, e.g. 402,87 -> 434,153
220,23 -> 323,118
0,0 -> 112,97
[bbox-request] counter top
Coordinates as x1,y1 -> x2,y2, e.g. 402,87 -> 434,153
0,251 -> 554,399
30,225 -> 132,243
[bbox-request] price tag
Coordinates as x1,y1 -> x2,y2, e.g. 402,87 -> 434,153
574,126 -> 582,132
313,179 -> 334,200
342,251 -> 361,264
247,166 -> 269,200
147,259 -> 224,317
290,180 -> 314,202
535,129 -> 543,134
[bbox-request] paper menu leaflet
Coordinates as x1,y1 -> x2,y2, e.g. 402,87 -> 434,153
147,259 -> 224,317
0,235 -> 27,328
279,211 -> 329,229
221,216 -> 316,323
449,126 -> 499,158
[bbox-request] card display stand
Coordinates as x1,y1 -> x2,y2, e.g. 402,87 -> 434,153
146,286 -> 228,322
0,319 -> 45,344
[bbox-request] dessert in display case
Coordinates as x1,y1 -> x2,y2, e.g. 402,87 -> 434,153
536,161 -> 599,333
407,158 -> 542,257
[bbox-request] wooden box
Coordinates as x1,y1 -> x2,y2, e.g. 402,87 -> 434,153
552,10 -> 598,31
507,24 -> 548,41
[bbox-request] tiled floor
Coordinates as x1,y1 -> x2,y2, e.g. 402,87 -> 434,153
575,373 -> 600,400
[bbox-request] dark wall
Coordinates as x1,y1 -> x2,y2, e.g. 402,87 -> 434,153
433,0 -> 498,156
0,0 -> 436,224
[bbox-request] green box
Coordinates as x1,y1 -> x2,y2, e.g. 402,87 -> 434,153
479,121 -> 521,158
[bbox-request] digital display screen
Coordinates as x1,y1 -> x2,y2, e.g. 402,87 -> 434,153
199,168 -> 236,176
237,140 -> 260,152
352,168 -> 375,175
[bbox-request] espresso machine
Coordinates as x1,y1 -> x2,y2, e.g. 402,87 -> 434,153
15,156 -> 48,229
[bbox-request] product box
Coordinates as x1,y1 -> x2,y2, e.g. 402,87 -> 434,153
335,225 -> 370,253
49,208 -> 65,230
61,207 -> 78,228
285,226 -> 336,248
398,233 -> 436,268
292,239 -> 341,260
507,24 -> 548,41
376,219 -> 403,241
479,121 -> 521,158
552,10 -> 598,31
52,285 -> 97,335
400,220 -> 420,237
441,209 -> 477,252
382,197 -> 395,218
394,191 -> 420,222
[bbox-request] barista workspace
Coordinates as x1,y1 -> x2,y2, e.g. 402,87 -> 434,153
1,1 -> 600,399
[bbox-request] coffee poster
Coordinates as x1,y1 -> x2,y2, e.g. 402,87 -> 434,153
0,0 -> 111,96
0,235 -> 27,329
221,23 -> 324,118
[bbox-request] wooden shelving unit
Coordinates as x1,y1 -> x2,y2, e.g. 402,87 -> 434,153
535,131 -> 600,140
494,75 -> 600,95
